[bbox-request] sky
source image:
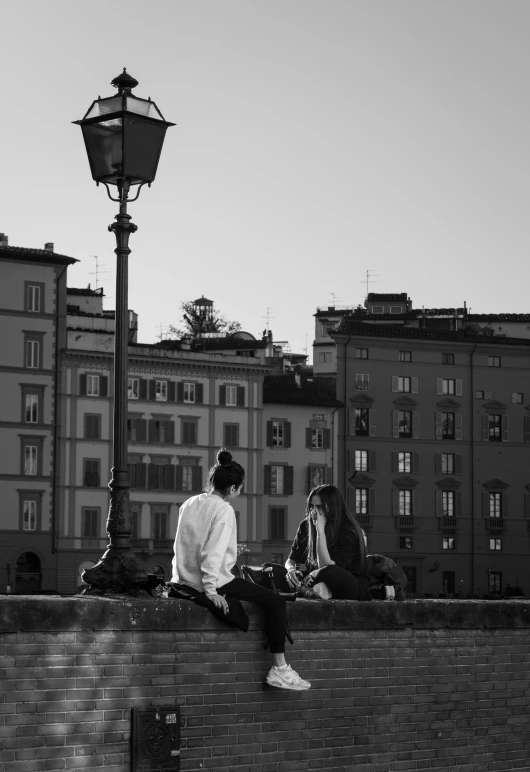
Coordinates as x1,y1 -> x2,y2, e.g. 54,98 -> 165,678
2,0 -> 530,360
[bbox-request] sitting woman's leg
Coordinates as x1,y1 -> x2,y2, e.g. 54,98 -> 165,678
317,565 -> 364,600
219,577 -> 287,653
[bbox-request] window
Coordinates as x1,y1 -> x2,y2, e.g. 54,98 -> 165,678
181,419 -> 198,445
82,508 -> 100,538
83,459 -> 100,487
318,352 -> 332,363
354,488 -> 368,516
149,418 -> 174,444
488,415 -> 502,442
25,283 -> 43,313
224,423 -> 239,447
355,348 -> 368,359
84,414 -> 101,439
442,379 -> 456,395
181,465 -> 195,492
488,571 -> 502,593
354,408 -> 369,436
398,452 -> 411,474
129,507 -> 140,540
128,378 -> 139,399
489,538 -> 502,551
488,356 -> 500,367
308,465 -> 326,490
226,385 -> 237,406
24,445 -> 38,476
311,428 -> 324,449
372,306 -> 384,314
398,411 -> 412,438
128,417 -> 147,443
183,383 -> 196,403
129,456 -> 146,489
87,375 -> 100,396
20,437 -> 43,476
441,453 -> 455,475
272,421 -> 284,447
442,412 -> 455,439
313,413 -> 324,420
399,351 -> 412,362
23,500 -> 37,531
398,376 -> 411,393
269,507 -> 286,540
442,491 -> 455,517
25,394 -> 39,424
476,390 -> 485,399
442,537 -> 455,550
271,465 -> 285,495
155,380 -> 168,402
356,373 -> 370,390
354,450 -> 368,472
442,353 -> 454,365
399,536 -> 413,549
149,458 -> 173,491
153,510 -> 169,540
25,339 -> 40,369
390,306 -> 403,314
398,490 -> 412,516
512,393 -> 523,404
489,492 -> 502,518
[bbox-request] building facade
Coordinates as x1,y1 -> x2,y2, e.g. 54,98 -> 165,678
333,319 -> 530,596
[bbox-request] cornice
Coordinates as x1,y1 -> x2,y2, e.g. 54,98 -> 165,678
436,477 -> 461,489
436,398 -> 461,408
349,393 -> 375,405
483,399 -> 507,410
482,478 -> 509,490
392,476 -> 419,488
393,396 -> 418,407
348,473 -> 375,486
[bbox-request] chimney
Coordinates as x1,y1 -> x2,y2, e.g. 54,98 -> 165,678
0,233 -> 8,247
44,242 -> 54,252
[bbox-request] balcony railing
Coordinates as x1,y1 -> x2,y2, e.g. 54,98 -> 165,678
130,538 -> 174,553
356,381 -> 370,391
485,518 -> 504,532
438,517 -> 457,531
355,513 -> 371,529
394,516 -> 414,530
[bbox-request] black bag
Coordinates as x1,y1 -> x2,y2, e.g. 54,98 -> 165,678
166,582 -> 249,632
365,554 -> 408,600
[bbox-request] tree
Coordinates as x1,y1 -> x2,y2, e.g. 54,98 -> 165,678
167,298 -> 242,339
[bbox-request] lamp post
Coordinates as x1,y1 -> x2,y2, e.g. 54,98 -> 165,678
74,70 -> 175,594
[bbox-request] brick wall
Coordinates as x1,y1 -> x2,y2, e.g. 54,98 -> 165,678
1,597 -> 530,772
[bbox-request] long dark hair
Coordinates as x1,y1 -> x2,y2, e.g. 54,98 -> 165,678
205,448 -> 245,493
305,484 -> 366,570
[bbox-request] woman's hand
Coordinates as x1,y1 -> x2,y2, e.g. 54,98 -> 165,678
286,567 -> 304,590
302,569 -> 321,588
206,592 -> 229,614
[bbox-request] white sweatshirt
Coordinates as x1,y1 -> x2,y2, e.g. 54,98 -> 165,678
171,492 -> 237,595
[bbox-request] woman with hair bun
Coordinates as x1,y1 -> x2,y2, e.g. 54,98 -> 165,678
171,448 -> 310,691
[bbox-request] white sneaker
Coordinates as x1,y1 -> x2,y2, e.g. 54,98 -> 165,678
312,582 -> 332,600
265,665 -> 311,691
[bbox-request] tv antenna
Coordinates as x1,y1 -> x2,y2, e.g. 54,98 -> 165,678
89,255 -> 108,290
361,270 -> 378,299
263,307 -> 275,333
329,293 -> 340,306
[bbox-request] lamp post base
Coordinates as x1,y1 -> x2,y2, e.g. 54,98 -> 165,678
80,536 -> 149,597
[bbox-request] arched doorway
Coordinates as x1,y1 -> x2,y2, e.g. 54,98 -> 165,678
15,552 -> 42,594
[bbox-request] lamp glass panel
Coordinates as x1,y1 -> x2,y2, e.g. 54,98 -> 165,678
125,95 -> 165,120
82,118 -> 123,182
84,97 -> 123,119
123,117 -> 167,182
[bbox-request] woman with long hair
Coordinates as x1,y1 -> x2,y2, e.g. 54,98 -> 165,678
284,484 -> 370,600
172,448 -> 310,691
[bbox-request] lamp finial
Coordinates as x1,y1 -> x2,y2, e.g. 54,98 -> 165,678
111,68 -> 139,94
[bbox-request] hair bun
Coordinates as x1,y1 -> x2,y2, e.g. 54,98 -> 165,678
217,448 -> 232,467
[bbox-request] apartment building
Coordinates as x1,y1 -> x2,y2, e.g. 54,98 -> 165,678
333,319 -> 530,596
0,235 -> 77,593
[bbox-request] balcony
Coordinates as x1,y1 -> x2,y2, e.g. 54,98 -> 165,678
356,381 -> 370,391
438,517 -> 457,531
355,513 -> 372,530
394,516 -> 414,531
130,538 -> 174,553
485,518 -> 505,533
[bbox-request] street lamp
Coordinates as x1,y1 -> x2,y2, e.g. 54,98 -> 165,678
74,69 -> 175,594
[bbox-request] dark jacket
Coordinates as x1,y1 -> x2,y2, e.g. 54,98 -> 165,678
288,518 -> 366,575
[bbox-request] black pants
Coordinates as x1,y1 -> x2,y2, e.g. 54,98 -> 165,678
316,565 -> 368,600
218,577 -> 287,654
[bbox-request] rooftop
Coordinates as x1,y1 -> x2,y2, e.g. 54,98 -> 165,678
367,292 -> 409,301
334,319 -> 530,346
263,373 -> 341,407
0,243 -> 77,266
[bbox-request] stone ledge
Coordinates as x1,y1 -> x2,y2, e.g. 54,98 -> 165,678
1,596 -> 529,633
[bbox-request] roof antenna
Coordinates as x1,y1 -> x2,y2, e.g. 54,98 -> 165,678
361,270 -> 378,300
89,255 -> 108,291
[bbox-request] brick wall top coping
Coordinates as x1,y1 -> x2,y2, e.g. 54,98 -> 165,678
1,596 -> 529,633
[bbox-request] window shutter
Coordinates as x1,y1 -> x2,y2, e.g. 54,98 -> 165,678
176,465 -> 183,492
435,490 -> 443,517
455,413 -> 463,441
219,385 -> 227,406
323,429 -> 331,449
138,463 -> 147,489
307,466 -> 313,492
177,382 -> 184,403
369,450 -> 376,472
391,452 -> 398,474
368,488 -> 376,516
455,454 -> 462,474
456,379 -> 463,396
524,493 -> 530,519
348,408 -> 356,436
412,377 -> 418,394
412,411 -> 420,439
80,374 -> 87,396
264,466 -> 272,494
325,466 -> 332,483
168,381 -> 176,402
392,410 -> 400,439
148,420 -> 157,442
266,421 -> 273,447
437,378 -> 443,395
369,410 -> 376,437
167,422 -> 175,444
349,449 -> 356,471
525,417 -> 530,443
413,490 -> 420,517
502,416 -> 509,443
413,453 -> 420,474
167,465 -> 176,491
139,379 -> 148,400
196,384 -> 204,404
455,492 -> 462,517
193,466 -> 203,491
149,380 -> 156,401
98,376 -> 108,397
285,466 -> 294,495
148,464 -> 156,489
392,375 -> 399,393
502,493 -> 509,518
435,454 -> 442,474
306,428 -> 312,448
435,412 -> 443,440
237,387 -> 245,407
482,492 -> 489,518
137,419 -> 147,442
284,422 -> 292,448
392,489 -> 399,515
348,488 -> 355,511
482,414 -> 489,441
485,391 -> 492,400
